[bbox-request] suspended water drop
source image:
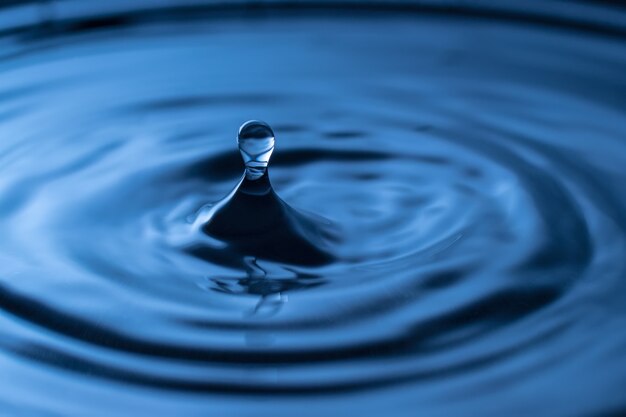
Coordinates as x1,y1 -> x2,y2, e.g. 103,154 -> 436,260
194,120 -> 334,270
237,120 -> 275,180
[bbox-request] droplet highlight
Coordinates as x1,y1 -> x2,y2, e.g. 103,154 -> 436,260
237,120 -> 275,180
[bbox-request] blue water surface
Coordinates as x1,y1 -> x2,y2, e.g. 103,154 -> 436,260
0,1 -> 626,416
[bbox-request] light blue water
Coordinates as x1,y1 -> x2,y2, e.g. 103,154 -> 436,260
0,2 -> 626,416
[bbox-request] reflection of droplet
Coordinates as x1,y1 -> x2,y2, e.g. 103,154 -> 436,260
244,256 -> 266,279
251,292 -> 288,318
245,331 -> 276,347
237,120 -> 275,180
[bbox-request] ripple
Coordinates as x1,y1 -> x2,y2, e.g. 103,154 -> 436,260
0,2 -> 625,416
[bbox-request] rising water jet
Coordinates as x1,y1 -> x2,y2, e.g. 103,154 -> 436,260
198,120 -> 334,267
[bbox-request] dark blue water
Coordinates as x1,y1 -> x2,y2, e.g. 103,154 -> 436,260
1,1 -> 626,416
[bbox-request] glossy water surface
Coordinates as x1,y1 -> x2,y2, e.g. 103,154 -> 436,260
1,2 -> 626,416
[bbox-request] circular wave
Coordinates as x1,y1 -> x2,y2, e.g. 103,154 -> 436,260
0,2 -> 625,416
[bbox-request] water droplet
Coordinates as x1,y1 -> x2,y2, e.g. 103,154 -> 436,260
237,120 -> 275,181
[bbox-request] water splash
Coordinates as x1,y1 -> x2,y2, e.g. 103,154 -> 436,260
1,3 -> 626,417
195,120 -> 335,270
